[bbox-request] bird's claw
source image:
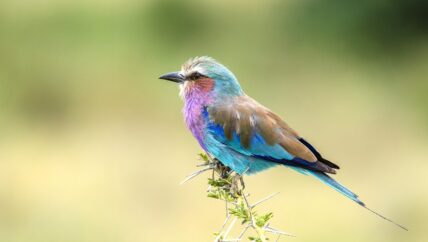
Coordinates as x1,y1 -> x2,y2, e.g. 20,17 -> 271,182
230,174 -> 245,197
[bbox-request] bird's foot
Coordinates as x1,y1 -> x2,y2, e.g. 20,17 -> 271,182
230,173 -> 245,197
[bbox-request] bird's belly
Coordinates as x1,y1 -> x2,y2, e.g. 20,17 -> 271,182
203,134 -> 278,175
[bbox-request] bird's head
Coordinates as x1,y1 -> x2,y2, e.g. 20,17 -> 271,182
159,56 -> 243,99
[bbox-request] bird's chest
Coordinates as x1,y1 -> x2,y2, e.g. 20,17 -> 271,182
183,92 -> 212,149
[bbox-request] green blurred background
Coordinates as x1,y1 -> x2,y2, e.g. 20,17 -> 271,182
0,0 -> 427,241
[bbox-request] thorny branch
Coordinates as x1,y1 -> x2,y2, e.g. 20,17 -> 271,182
181,153 -> 294,242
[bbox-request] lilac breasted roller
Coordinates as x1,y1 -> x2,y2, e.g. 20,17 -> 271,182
159,56 -> 406,230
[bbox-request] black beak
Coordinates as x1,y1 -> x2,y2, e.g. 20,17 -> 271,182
159,72 -> 185,83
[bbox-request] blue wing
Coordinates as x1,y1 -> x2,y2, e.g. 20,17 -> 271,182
202,108 -> 332,174
203,120 -> 280,174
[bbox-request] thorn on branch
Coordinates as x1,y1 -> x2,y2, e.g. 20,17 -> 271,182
251,192 -> 280,209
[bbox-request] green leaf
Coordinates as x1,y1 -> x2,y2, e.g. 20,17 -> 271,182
229,202 -> 251,224
208,178 -> 231,187
255,212 -> 273,227
198,153 -> 210,162
248,236 -> 263,242
207,190 -> 220,199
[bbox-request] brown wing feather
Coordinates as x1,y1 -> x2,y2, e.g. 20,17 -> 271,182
208,95 -> 317,161
266,111 -> 318,162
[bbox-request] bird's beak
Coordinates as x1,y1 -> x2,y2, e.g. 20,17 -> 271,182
159,72 -> 185,84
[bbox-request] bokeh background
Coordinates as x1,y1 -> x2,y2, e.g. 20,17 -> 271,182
1,0 -> 427,241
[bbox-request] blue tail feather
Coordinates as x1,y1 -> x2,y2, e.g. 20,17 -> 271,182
290,166 -> 408,230
307,170 -> 365,206
290,167 -> 363,205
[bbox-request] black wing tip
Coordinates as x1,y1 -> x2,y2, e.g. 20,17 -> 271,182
320,158 -> 340,170
298,138 -> 340,170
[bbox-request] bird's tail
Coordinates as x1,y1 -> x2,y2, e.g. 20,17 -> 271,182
292,167 -> 408,231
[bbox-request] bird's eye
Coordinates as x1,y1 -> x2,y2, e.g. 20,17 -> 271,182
188,72 -> 203,80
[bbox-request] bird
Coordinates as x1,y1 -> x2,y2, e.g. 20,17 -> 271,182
159,56 -> 407,230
